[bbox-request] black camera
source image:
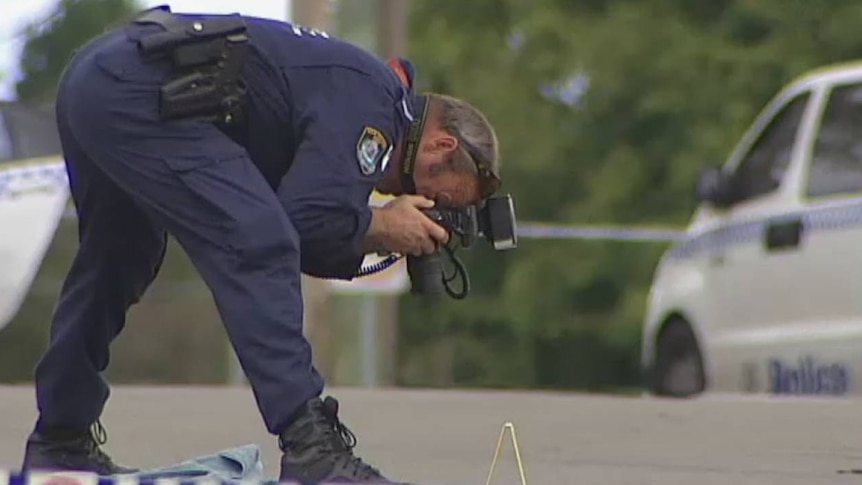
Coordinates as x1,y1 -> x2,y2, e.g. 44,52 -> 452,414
407,194 -> 518,299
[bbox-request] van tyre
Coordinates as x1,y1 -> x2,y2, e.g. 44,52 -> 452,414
652,320 -> 706,398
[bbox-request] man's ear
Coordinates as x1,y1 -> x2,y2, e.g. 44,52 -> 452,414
421,133 -> 459,155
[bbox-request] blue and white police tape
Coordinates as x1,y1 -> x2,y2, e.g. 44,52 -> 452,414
2,158 -> 686,243
57,209 -> 687,242
0,159 -> 68,198
516,223 -> 685,242
0,472 -> 392,485
1,473 -> 251,485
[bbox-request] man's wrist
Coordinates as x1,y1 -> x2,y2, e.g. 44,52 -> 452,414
362,207 -> 388,254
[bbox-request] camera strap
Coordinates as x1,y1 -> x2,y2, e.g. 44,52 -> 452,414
399,94 -> 429,195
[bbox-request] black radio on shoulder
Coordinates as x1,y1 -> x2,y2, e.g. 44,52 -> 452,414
407,194 -> 518,299
130,5 -> 250,125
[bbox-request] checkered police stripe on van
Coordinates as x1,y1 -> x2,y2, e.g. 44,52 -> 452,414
0,472 -> 390,485
0,161 -> 68,199
666,199 -> 862,260
802,200 -> 862,231
665,219 -> 759,260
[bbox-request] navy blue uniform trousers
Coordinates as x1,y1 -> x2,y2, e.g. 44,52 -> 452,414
34,26 -> 324,435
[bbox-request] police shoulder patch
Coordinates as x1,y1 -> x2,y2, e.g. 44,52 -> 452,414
356,126 -> 391,176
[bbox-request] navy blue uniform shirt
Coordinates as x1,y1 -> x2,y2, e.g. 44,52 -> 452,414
211,15 -> 416,279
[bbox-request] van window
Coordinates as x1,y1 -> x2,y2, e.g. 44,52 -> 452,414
806,83 -> 862,198
729,92 -> 810,204
0,103 -> 61,164
0,112 -> 13,162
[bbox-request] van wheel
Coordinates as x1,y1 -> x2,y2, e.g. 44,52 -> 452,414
652,319 -> 706,397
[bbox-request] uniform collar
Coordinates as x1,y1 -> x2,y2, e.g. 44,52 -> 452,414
398,95 -> 415,123
387,57 -> 416,87
388,57 -> 418,125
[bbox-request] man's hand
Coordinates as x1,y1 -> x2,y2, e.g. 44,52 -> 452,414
364,195 -> 449,256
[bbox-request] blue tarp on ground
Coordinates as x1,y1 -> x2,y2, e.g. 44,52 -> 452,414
2,445 -> 276,485
4,445 -> 423,485
133,443 -> 271,483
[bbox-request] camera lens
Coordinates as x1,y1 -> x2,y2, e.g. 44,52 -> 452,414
406,253 -> 446,296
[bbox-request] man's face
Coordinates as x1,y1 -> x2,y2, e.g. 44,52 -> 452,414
412,129 -> 482,207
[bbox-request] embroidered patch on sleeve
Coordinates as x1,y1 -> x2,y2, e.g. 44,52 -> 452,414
356,126 -> 391,176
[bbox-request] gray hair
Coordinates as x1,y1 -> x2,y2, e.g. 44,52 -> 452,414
429,93 -> 501,197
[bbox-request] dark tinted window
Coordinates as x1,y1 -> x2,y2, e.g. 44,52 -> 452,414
0,102 -> 61,164
806,83 -> 862,198
730,93 -> 810,204
0,113 -> 12,161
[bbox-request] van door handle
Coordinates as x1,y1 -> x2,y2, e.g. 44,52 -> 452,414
764,217 -> 803,251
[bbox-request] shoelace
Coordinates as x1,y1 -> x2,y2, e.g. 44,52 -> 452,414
320,398 -> 382,479
91,421 -> 108,445
84,420 -> 118,469
278,398 -> 384,480
321,398 -> 357,450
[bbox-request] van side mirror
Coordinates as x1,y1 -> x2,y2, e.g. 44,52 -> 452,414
696,166 -> 734,208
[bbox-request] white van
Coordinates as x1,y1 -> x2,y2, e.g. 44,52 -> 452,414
0,102 -> 68,331
642,62 -> 862,398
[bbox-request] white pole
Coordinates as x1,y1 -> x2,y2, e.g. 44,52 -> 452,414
360,295 -> 379,387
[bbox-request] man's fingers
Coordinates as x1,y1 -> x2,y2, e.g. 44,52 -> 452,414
432,225 -> 450,244
408,238 -> 433,256
422,218 -> 449,243
405,195 -> 435,208
420,237 -> 437,255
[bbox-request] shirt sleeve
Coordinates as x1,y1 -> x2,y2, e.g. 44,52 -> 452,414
276,68 -> 399,280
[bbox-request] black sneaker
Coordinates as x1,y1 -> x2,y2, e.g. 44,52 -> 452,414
279,396 -> 387,484
22,420 -> 137,475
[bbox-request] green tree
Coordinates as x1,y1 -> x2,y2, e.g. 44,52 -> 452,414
15,0 -> 142,104
0,0 -> 222,385
397,0 -> 862,391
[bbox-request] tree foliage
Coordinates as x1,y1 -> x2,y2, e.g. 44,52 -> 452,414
396,0 -> 862,390
8,0 -> 862,390
15,0 -> 141,104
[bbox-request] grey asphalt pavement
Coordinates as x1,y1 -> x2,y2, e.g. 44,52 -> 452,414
1,386 -> 861,485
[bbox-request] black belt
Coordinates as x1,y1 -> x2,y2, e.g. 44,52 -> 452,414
131,5 -> 249,125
